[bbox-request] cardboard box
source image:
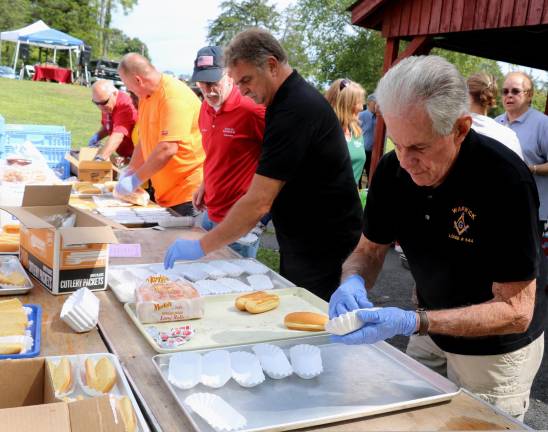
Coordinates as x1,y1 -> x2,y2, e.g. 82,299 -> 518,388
0,185 -> 118,295
0,357 -> 124,432
65,148 -> 113,183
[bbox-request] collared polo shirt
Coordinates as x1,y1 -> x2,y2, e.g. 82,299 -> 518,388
364,129 -> 545,355
358,109 -> 376,152
496,108 -> 548,220
101,91 -> 137,158
138,75 -> 204,208
199,86 -> 265,222
256,70 -> 362,256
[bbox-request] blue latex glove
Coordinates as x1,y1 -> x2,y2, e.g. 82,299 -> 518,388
332,307 -> 417,345
114,173 -> 141,195
88,133 -> 100,147
164,239 -> 205,269
329,275 -> 373,319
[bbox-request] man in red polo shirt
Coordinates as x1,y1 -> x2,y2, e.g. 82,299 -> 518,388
190,46 -> 265,257
88,80 -> 137,162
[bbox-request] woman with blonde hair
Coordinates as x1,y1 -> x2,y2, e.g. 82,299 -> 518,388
326,79 -> 366,185
467,72 -> 523,159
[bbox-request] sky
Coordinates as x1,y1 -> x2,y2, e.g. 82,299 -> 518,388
113,0 -> 547,84
112,0 -> 295,77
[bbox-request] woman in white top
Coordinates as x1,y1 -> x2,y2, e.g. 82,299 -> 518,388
467,72 -> 523,159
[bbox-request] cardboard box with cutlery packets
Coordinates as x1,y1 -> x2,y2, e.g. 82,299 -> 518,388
0,185 -> 118,295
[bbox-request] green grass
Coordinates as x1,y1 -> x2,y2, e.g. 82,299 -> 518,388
0,77 -> 283,270
256,248 -> 280,273
0,78 -> 98,147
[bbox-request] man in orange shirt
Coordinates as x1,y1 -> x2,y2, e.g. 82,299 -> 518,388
117,53 -> 204,215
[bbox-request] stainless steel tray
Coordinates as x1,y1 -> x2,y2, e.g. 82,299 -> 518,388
152,335 -> 460,432
108,258 -> 295,304
125,287 -> 328,353
0,255 -> 33,295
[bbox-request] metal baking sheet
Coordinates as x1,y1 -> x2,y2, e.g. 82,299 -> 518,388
0,255 -> 33,295
124,287 -> 328,353
152,335 -> 461,432
108,258 -> 295,304
47,353 -> 150,432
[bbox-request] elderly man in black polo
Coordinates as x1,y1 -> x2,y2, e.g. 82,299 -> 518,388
329,55 -> 545,420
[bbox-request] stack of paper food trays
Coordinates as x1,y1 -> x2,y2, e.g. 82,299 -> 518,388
108,258 -> 295,303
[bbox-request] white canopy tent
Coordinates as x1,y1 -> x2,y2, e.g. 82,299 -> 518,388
0,20 -> 84,77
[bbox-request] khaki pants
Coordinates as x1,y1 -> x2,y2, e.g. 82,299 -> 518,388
406,333 -> 544,420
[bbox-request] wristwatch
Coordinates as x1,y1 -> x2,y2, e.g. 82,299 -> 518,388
415,308 -> 429,336
94,155 -> 106,162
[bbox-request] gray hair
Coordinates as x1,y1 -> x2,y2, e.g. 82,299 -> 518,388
224,28 -> 287,68
375,56 -> 468,136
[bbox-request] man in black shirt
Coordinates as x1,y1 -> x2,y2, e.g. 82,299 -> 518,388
163,28 -> 362,300
329,56 -> 545,420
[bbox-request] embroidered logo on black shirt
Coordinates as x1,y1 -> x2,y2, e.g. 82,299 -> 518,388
449,206 -> 475,244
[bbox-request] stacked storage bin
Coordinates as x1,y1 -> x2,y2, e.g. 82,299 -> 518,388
0,123 -> 71,179
0,115 -> 4,150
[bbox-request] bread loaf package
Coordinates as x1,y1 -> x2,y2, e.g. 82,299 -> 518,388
136,276 -> 204,324
113,187 -> 150,207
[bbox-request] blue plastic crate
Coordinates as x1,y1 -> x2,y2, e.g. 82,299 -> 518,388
5,123 -> 66,133
48,159 -> 71,179
0,128 -> 72,179
0,304 -> 42,360
3,129 -> 71,149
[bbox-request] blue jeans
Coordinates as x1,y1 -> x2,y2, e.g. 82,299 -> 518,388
201,212 -> 260,258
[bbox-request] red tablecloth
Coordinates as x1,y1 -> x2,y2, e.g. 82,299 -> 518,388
33,66 -> 72,84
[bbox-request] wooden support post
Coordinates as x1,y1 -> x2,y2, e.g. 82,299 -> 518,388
369,35 -> 433,183
369,37 -> 399,183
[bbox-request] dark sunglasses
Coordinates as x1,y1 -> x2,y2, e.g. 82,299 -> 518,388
92,93 -> 112,106
339,79 -> 350,91
502,88 -> 528,96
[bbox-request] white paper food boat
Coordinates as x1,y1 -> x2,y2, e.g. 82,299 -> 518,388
185,392 -> 247,432
252,343 -> 292,379
168,352 -> 202,390
289,344 -> 323,379
60,287 -> 100,333
246,274 -> 273,291
208,260 -> 244,277
325,307 -> 381,336
230,351 -> 265,388
201,350 -> 232,388
234,259 -> 269,275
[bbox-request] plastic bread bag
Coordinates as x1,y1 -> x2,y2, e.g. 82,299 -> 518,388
0,141 -> 61,185
135,276 -> 204,324
43,211 -> 76,228
113,187 -> 150,207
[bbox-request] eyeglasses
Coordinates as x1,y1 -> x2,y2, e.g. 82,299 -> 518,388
339,79 -> 350,91
92,93 -> 112,106
502,88 -> 529,96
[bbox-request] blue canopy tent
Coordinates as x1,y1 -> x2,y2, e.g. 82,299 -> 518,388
0,21 -> 84,78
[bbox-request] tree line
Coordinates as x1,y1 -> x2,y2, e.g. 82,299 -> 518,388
0,0 -> 149,67
207,0 -> 546,114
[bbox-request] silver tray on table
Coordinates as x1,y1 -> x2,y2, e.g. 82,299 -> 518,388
125,287 -> 327,353
0,255 -> 33,295
152,335 -> 460,432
